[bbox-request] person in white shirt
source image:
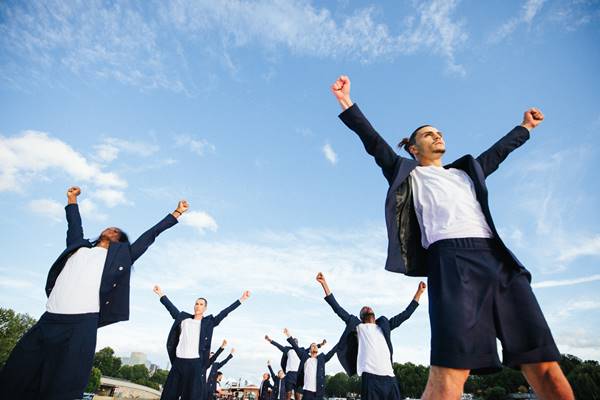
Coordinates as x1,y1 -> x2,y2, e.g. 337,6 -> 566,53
283,328 -> 338,400
316,273 -> 424,400
331,75 -> 574,400
0,186 -> 186,400
154,285 -> 251,400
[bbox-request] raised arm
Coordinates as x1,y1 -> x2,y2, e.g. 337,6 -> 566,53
324,342 -> 339,363
216,349 -> 234,369
332,75 -> 401,183
390,281 -> 425,330
214,290 -> 250,326
285,329 -> 308,361
265,335 -> 286,353
154,285 -> 180,319
130,200 -> 188,262
476,108 -> 543,178
267,361 -> 277,381
207,340 -> 227,368
65,186 -> 84,246
317,273 -> 355,324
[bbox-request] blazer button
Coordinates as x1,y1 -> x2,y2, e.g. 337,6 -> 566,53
118,266 -> 123,271
105,301 -> 110,304
113,283 -> 117,287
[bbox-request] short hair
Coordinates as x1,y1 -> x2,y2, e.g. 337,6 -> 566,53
217,371 -> 223,377
118,230 -> 129,243
398,125 -> 431,159
196,297 -> 208,306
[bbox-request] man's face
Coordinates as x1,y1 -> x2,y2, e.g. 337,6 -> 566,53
263,373 -> 270,380
309,343 -> 319,356
360,306 -> 376,323
278,370 -> 285,379
217,374 -> 223,382
194,298 -> 207,315
100,227 -> 122,243
411,126 -> 445,160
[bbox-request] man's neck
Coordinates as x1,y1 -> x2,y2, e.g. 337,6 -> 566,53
193,314 -> 203,320
97,239 -> 110,249
419,157 -> 443,167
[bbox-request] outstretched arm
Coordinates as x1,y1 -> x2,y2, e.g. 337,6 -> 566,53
154,285 -> 180,319
332,75 -> 401,183
476,108 -> 543,178
265,335 -> 286,353
267,361 -> 277,381
130,200 -> 188,262
216,350 -> 234,369
207,340 -> 227,368
214,291 -> 250,326
324,342 -> 339,363
65,186 -> 84,246
284,329 -> 308,361
389,282 -> 425,330
317,273 -> 355,324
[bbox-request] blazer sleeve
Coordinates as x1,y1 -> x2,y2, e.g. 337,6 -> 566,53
389,300 -> 419,330
475,125 -> 530,178
213,300 -> 242,327
324,342 -> 339,363
287,337 -> 309,361
206,346 -> 225,368
270,339 -> 286,353
268,364 -> 277,380
130,214 -> 178,262
338,104 -> 403,184
216,353 -> 233,369
160,295 -> 181,320
324,293 -> 358,325
65,204 -> 84,246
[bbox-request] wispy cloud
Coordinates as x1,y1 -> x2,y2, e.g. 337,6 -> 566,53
28,198 -> 64,222
175,135 -> 216,157
489,0 -> 545,43
322,143 -> 338,165
533,274 -> 600,289
94,137 -> 159,163
179,210 -> 219,235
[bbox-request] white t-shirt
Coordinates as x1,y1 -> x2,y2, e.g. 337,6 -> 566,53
356,323 -> 395,377
176,318 -> 202,359
286,348 -> 300,372
302,357 -> 318,392
409,166 -> 493,248
46,246 -> 108,314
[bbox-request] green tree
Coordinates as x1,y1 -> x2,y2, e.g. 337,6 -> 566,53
393,362 -> 428,398
150,368 -> 169,385
85,367 -> 102,392
325,372 -> 350,396
0,308 -> 36,368
560,353 -> 583,377
483,386 -> 506,400
567,360 -> 600,400
93,347 -> 122,377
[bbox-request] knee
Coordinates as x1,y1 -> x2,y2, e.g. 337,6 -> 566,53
424,366 -> 470,397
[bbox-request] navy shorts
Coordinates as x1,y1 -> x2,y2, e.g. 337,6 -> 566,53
361,372 -> 401,400
427,238 -> 560,374
285,370 -> 300,392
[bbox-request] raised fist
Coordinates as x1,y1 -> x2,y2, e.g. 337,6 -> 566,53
331,75 -> 351,101
221,339 -> 228,348
521,107 -> 544,130
283,328 -> 290,337
67,186 -> 81,199
153,285 -> 164,297
418,281 -> 426,292
176,200 -> 189,214
316,272 -> 326,284
240,290 -> 251,302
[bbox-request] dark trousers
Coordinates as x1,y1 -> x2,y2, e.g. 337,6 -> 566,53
301,390 -> 319,400
0,311 -> 99,400
161,357 -> 206,400
361,372 -> 401,400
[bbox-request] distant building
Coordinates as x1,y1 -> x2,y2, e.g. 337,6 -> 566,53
120,351 -> 161,375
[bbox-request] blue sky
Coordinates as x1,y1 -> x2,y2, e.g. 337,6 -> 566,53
1,0 -> 599,386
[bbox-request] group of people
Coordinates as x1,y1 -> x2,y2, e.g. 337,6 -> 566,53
0,75 -> 576,400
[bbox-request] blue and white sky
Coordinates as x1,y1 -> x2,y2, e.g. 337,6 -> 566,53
1,0 -> 599,386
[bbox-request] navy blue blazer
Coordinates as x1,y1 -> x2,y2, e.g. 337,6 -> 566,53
206,352 -> 233,398
160,295 -> 241,364
339,104 -> 530,277
270,339 -> 319,372
45,203 -> 178,327
268,364 -> 286,400
288,337 -> 338,398
259,378 -> 274,400
325,293 -> 418,376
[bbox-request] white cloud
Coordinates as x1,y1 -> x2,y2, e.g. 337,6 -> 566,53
94,137 -> 160,162
322,143 -> 338,165
175,135 -> 216,157
179,211 -> 219,234
557,236 -> 600,263
79,198 -> 108,222
0,130 -> 127,191
490,0 -> 545,43
28,198 -> 64,222
92,188 -> 131,208
533,274 -> 600,289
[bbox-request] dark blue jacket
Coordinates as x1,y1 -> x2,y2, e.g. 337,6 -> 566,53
259,378 -> 274,400
339,104 -> 531,277
269,339 -> 320,372
268,364 -> 286,400
160,295 -> 241,364
45,203 -> 178,327
325,293 -> 418,376
288,337 -> 338,399
206,351 -> 233,399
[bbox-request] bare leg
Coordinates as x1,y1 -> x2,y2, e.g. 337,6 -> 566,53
421,366 -> 469,400
286,391 -> 293,400
294,391 -> 303,400
521,362 -> 574,400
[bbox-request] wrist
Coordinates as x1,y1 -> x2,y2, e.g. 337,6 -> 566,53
520,123 -> 533,131
338,97 -> 353,111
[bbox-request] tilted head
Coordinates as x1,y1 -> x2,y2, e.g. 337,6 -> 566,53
194,298 -> 208,315
99,227 -> 129,244
309,343 -> 319,357
399,125 -> 446,164
278,369 -> 285,379
263,372 -> 270,380
360,306 -> 376,323
216,371 -> 223,382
